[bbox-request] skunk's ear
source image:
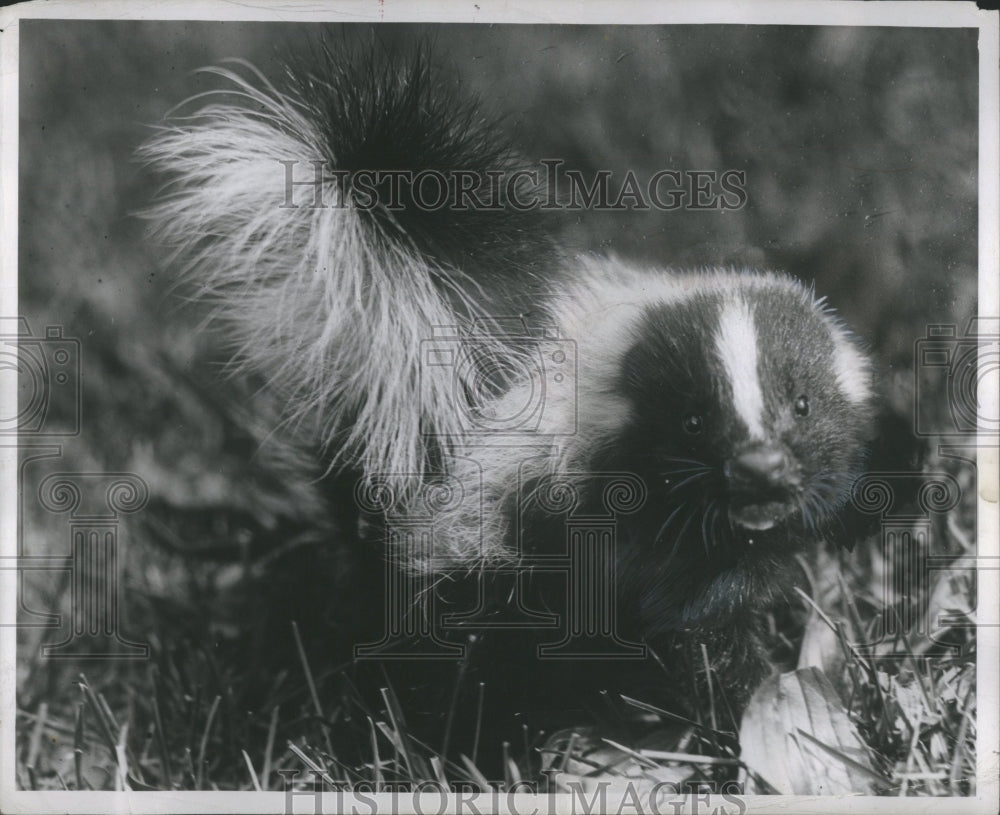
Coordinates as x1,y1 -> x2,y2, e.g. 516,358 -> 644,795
866,403 -> 926,475
837,405 -> 928,551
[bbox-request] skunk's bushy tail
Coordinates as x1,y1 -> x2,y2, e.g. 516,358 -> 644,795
140,45 -> 557,490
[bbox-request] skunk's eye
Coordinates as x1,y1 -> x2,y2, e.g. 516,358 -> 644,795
683,413 -> 704,435
794,394 -> 810,417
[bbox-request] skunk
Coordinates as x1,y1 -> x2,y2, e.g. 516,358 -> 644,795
142,45 -> 877,753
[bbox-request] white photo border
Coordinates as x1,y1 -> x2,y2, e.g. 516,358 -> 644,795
0,1 -> 997,813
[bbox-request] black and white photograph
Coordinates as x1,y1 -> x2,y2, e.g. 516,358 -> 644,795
1,2 -> 998,813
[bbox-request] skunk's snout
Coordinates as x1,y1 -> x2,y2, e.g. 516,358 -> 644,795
725,444 -> 801,531
726,444 -> 794,490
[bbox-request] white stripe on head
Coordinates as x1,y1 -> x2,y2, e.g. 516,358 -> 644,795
715,298 -> 766,439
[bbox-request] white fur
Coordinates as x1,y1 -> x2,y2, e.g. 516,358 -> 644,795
832,335 -> 873,404
715,298 -> 766,439
814,302 -> 874,405
140,65 -> 501,498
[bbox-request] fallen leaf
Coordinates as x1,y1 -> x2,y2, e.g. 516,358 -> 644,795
739,667 -> 883,795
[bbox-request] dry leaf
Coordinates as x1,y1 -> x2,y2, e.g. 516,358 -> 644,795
739,667 -> 882,795
797,607 -> 847,679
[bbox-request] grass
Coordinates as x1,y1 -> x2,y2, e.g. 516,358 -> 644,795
13,443 -> 978,794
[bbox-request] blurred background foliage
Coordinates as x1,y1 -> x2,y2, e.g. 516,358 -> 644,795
19,21 -> 978,368
15,21 -> 979,792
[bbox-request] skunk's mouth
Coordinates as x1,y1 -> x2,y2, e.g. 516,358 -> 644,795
728,496 -> 795,531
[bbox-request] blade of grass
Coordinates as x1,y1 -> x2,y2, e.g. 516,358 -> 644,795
292,621 -> 335,760
909,736 -> 941,795
262,704 -> 279,791
899,708 -> 923,797
25,702 -> 47,779
242,750 -> 262,791
430,755 -> 448,787
794,586 -> 876,679
96,690 -> 121,734
195,694 -> 221,790
471,682 -> 485,767
368,717 -> 383,788
459,753 -> 491,791
139,720 -> 154,766
320,749 -> 362,785
599,689 -> 627,729
536,747 -> 631,777
77,675 -> 118,765
182,747 -> 195,788
638,748 -> 741,766
395,727 -> 480,782
148,668 -> 173,789
949,699 -> 974,793
115,723 -> 131,791
599,738 -> 661,770
836,571 -> 866,641
287,741 -> 337,787
119,691 -> 146,786
15,709 -> 75,736
746,768 -> 784,794
503,742 -> 521,786
700,643 -> 718,734
619,693 -> 735,739
380,685 -> 428,780
110,698 -> 146,787
560,732 -> 578,773
73,702 -> 85,790
442,638 -> 473,761
375,720 -> 401,756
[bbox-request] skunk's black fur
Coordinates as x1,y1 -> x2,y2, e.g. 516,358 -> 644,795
286,44 -> 561,315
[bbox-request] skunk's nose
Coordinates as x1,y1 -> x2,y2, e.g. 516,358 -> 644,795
726,446 -> 790,488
